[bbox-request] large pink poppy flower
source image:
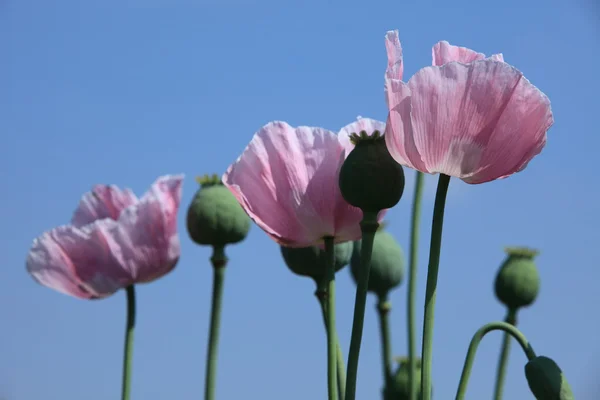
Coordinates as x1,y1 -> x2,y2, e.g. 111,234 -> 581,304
384,30 -> 553,184
26,175 -> 184,299
223,120 -> 385,248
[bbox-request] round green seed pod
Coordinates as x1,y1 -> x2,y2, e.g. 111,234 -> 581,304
494,247 -> 540,310
525,356 -> 574,400
384,357 -> 422,400
186,174 -> 251,247
280,241 -> 353,281
350,225 -> 405,299
338,131 -> 405,212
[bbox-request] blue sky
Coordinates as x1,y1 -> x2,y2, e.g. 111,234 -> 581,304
1,0 -> 599,399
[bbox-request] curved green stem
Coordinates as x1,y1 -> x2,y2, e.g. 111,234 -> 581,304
323,237 -> 338,400
377,299 -> 393,385
204,245 -> 228,400
345,210 -> 380,400
407,171 -> 425,400
316,286 -> 346,400
420,173 -> 451,400
493,309 -> 518,400
455,321 -> 536,400
121,285 -> 136,400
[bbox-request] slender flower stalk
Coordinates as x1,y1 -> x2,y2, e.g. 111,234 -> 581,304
455,322 -> 537,400
376,299 -> 393,385
420,174 -> 451,400
323,237 -> 338,400
121,285 -> 136,400
185,175 -> 250,400
335,338 -> 346,400
407,171 -> 424,400
345,211 -> 380,400
348,223 -> 405,398
338,122 -> 404,400
316,286 -> 346,400
493,309 -> 518,400
204,245 -> 228,400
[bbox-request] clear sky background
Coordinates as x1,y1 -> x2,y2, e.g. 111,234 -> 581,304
1,1 -> 599,399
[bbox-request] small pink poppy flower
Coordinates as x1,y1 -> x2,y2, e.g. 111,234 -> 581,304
383,30 -> 553,184
26,175 -> 184,299
223,120 -> 385,248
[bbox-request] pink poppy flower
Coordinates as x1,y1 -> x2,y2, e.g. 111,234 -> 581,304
223,120 -> 385,248
383,30 -> 553,184
26,175 -> 184,299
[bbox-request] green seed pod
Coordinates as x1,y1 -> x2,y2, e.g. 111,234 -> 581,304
494,247 -> 540,310
525,356 -> 574,400
350,225 -> 405,299
186,174 -> 251,247
384,357 -> 422,400
280,241 -> 353,281
338,131 -> 405,212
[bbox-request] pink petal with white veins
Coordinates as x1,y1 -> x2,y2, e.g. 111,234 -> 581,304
432,40 -> 505,66
72,184 -> 138,227
384,81 -> 429,173
405,60 -> 552,182
26,221 -> 131,299
460,74 -> 552,183
385,30 -> 404,81
384,30 -> 404,108
112,175 -> 184,283
432,41 -> 486,66
223,121 -> 366,247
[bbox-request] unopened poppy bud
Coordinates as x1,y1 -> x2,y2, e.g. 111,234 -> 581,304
383,356 -> 422,400
338,131 -> 405,212
350,224 -> 405,299
280,241 -> 353,281
525,356 -> 574,400
494,247 -> 540,310
186,174 -> 251,247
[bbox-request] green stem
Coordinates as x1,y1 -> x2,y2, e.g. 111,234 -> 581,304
335,336 -> 346,400
420,173 -> 451,400
493,309 -> 518,400
121,285 -> 136,400
316,287 -> 346,400
455,321 -> 537,400
204,245 -> 228,400
345,210 -> 380,400
377,299 -> 393,385
323,237 -> 338,400
407,171 -> 425,400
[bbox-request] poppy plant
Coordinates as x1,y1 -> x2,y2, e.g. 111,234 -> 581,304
25,174 -> 184,400
223,118 -> 386,400
382,30 -> 554,400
